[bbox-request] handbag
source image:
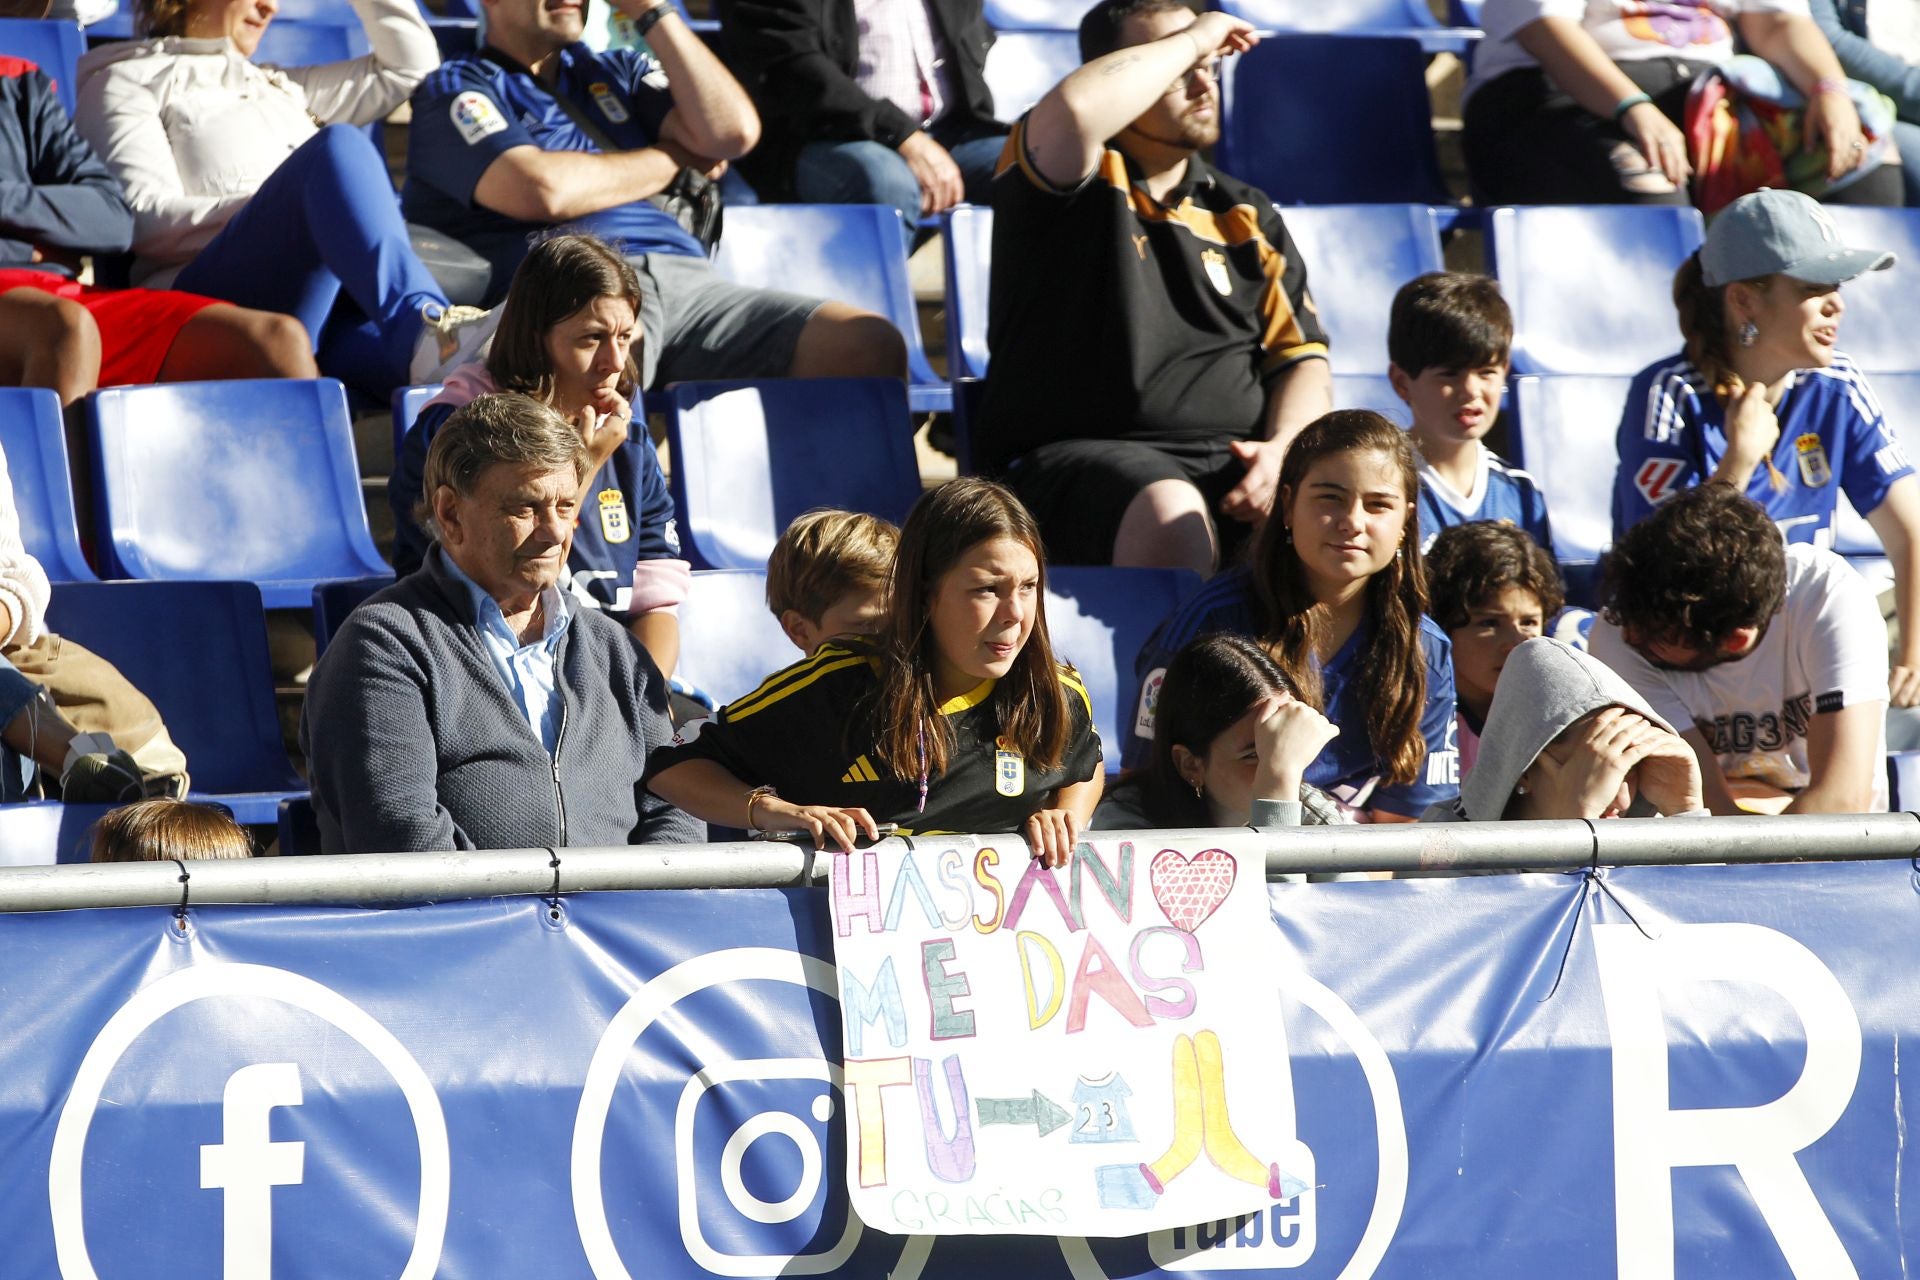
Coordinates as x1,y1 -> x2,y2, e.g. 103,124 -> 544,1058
1685,55 -> 1898,215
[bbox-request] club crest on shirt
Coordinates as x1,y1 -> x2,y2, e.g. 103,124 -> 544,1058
1795,433 -> 1832,488
597,489 -> 631,543
588,82 -> 630,124
1200,248 -> 1232,297
450,91 -> 507,145
994,737 -> 1026,797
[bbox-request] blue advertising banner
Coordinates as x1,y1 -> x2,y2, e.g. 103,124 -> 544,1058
2,852 -> 1917,1278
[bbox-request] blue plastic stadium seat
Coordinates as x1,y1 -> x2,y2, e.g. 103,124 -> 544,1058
942,204 -> 992,382
1218,36 -> 1449,205
254,17 -> 368,63
1828,370 -> 1920,564
1216,0 -> 1446,36
313,574 -> 395,657
1047,566 -> 1202,771
1815,208 -> 1920,374
0,19 -> 84,114
277,794 -> 321,855
391,382 -> 442,462
1282,204 -> 1446,376
1510,375 -> 1633,605
1489,205 -> 1705,376
709,204 -> 950,412
981,0 -> 1085,29
662,378 -> 918,570
44,581 -> 307,823
981,30 -> 1080,125
675,569 -> 801,710
1890,750 -> 1920,812
0,386 -> 99,582
86,378 -> 391,608
1332,373 -> 1407,424
0,801 -> 114,865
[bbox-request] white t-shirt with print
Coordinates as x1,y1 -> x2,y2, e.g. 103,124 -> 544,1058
1470,0 -> 1811,95
1589,543 -> 1890,809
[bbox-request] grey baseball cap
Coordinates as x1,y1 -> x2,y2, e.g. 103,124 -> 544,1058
1701,188 -> 1895,287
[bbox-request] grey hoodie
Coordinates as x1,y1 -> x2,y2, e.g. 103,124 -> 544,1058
1421,638 -> 1677,823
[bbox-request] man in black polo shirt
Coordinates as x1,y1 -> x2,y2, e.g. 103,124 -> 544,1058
976,0 -> 1331,574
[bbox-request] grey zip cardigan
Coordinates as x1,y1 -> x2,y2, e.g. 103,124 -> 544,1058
301,544 -> 701,854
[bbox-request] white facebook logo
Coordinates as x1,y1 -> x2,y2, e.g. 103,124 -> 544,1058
200,1063 -> 306,1279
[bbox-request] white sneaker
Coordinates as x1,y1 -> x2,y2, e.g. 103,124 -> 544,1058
409,302 -> 499,385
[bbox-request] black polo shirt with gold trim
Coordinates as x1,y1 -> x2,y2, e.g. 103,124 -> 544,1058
643,641 -> 1103,835
975,119 -> 1329,474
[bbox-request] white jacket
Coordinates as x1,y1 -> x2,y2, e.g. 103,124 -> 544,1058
73,0 -> 436,284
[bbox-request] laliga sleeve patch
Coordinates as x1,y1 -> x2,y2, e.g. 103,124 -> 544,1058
1633,457 -> 1688,505
450,91 -> 508,145
1134,668 -> 1165,740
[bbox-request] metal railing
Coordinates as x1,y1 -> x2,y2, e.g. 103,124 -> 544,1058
2,812 -> 1916,913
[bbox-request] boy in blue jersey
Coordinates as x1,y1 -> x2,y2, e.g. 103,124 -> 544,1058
1389,272 -> 1554,557
401,0 -> 906,388
1611,188 -> 1920,706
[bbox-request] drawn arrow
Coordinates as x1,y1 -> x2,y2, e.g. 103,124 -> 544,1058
977,1090 -> 1071,1137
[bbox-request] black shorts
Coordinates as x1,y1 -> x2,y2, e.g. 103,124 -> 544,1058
1004,436 -> 1252,565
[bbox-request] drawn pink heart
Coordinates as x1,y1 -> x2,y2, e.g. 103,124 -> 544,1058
1149,847 -> 1237,934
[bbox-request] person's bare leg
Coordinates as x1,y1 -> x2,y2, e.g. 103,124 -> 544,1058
0,289 -> 102,405
786,301 -> 909,379
1112,478 -> 1218,577
156,304 -> 318,382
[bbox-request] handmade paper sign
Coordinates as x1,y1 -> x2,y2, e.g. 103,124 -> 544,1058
827,833 -> 1308,1238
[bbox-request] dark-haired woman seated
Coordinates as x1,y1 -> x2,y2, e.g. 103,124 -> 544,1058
645,478 -> 1103,867
1094,633 -> 1343,830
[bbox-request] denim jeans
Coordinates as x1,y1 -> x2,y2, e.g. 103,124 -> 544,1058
174,125 -> 450,395
0,652 -> 44,802
793,125 -> 1008,239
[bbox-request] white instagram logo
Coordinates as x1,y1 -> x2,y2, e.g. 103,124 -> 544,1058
674,1059 -> 852,1274
572,947 -> 932,1280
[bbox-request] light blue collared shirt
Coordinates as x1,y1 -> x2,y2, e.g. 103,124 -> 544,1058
444,554 -> 573,755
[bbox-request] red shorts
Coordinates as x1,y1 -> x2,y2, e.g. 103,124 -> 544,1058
0,270 -> 222,387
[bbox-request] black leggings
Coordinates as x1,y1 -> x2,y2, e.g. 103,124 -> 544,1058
1463,61 -> 1905,207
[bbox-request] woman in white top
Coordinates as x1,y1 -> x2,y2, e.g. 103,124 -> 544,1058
1461,0 -> 1898,208
75,0 -> 492,395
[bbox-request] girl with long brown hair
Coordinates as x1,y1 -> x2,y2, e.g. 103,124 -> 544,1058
1126,410 -> 1459,821
645,479 -> 1104,865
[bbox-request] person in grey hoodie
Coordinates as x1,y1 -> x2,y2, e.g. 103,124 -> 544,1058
1423,638 -> 1703,823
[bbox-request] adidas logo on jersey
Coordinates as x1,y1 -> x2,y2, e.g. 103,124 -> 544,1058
841,755 -> 880,784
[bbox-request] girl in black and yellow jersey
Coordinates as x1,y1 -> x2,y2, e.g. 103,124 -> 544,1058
645,479 -> 1104,867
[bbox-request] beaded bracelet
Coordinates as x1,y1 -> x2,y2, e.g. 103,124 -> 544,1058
1611,91 -> 1652,122
1813,76 -> 1850,99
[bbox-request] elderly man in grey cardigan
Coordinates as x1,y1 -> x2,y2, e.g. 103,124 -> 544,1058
301,393 -> 699,853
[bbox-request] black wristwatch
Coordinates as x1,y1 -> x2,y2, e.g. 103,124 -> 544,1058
632,1 -> 674,39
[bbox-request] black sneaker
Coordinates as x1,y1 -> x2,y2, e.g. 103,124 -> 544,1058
61,749 -> 149,805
